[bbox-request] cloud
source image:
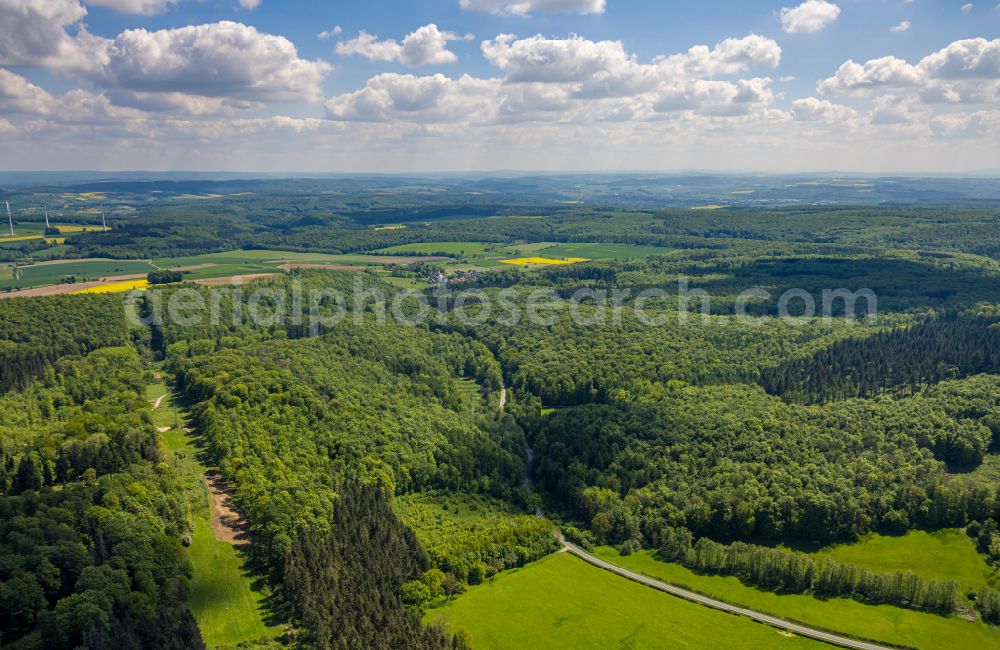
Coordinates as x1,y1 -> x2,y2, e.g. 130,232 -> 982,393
790,96 -> 857,122
0,0 -> 108,72
336,24 -> 471,66
961,3 -> 974,14
652,78 -> 774,116
238,0 -> 262,9
657,34 -> 782,77
930,110 -> 1000,138
0,4 -> 329,104
818,56 -> 924,93
459,0 -> 605,16
868,95 -> 921,124
97,21 -> 331,102
819,38 -> 1000,105
890,21 -> 911,33
0,69 -> 53,113
918,38 -> 1000,80
779,1 -> 841,33
83,0 -> 178,13
105,89 -> 257,115
482,34 -> 637,84
326,32 -> 782,125
325,73 -> 500,122
318,26 -> 342,40
480,33 -> 779,94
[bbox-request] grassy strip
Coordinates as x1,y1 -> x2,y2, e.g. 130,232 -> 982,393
152,378 -> 282,648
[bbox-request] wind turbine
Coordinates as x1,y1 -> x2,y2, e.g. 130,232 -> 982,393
101,209 -> 107,232
5,201 -> 13,237
43,203 -> 50,229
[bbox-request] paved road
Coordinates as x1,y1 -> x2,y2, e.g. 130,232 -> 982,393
561,540 -> 896,650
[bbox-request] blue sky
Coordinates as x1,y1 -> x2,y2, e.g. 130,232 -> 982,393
1,0 -> 998,172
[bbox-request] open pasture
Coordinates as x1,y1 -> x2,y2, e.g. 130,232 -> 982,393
425,552 -> 822,649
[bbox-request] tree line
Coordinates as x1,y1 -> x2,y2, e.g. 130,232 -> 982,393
658,534 -> 960,614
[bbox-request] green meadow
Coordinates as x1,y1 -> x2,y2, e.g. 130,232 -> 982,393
425,552 -> 823,649
592,546 -> 1000,650
812,529 -> 998,593
151,378 -> 282,648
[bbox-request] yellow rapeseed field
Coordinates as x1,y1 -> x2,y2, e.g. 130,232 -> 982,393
0,235 -> 44,242
72,279 -> 149,294
501,257 -> 589,266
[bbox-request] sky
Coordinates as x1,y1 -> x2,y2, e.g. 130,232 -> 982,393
0,0 -> 998,173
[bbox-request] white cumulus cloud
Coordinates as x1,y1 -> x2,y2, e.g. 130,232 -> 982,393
318,26 -> 342,40
337,24 -> 471,66
0,69 -> 53,113
325,73 -> 500,122
83,0 -> 178,14
818,56 -> 924,93
918,38 -> 1000,80
0,0 -> 108,72
819,38 -> 1000,105
890,21 -> 911,33
790,96 -> 858,122
459,0 -> 605,16
779,1 -> 841,34
97,21 -> 331,102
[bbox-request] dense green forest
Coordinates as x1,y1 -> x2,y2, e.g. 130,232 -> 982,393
2,178 -> 1000,647
0,296 -> 131,392
760,316 -> 1000,403
532,378 -> 999,547
0,344 -> 201,649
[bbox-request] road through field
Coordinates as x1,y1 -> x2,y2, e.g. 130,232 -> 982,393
561,540 -> 895,650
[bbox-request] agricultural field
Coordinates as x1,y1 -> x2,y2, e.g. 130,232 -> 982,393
591,547 -> 1000,650
425,553 -> 822,649
71,278 -> 149,294
0,259 -> 156,290
500,256 -> 589,266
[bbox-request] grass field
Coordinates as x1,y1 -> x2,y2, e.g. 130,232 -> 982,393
150,379 -> 281,648
809,529 -> 999,596
592,547 -> 1000,650
531,242 -> 671,260
425,553 -> 822,649
373,241 -> 508,257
